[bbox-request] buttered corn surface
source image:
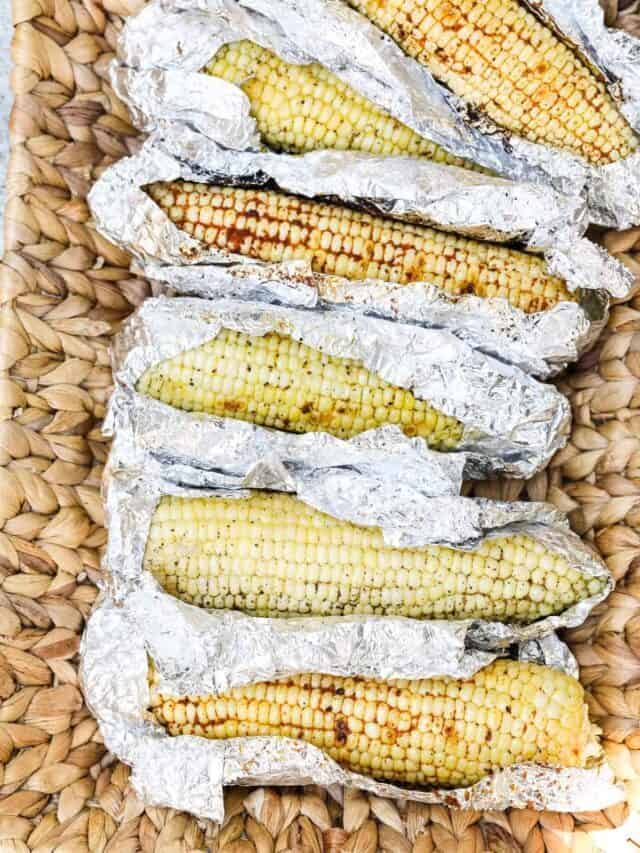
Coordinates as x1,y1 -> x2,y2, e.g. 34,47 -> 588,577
145,493 -> 606,622
346,0 -> 637,165
150,660 -> 599,788
206,40 -> 480,171
137,328 -> 464,447
147,181 -> 574,315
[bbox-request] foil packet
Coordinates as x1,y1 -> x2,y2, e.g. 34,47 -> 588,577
88,130 -> 633,378
112,0 -> 640,228
111,295 -> 571,479
103,385 -> 612,649
80,589 -> 624,819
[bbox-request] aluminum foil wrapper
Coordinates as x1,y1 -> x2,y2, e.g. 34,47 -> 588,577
80,590 -> 624,819
147,265 -> 610,380
112,0 -> 640,228
111,295 -> 570,479
102,386 -> 611,650
88,130 -> 632,378
105,387 -> 468,512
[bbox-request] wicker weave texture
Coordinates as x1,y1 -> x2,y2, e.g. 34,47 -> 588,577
1,0 -> 639,850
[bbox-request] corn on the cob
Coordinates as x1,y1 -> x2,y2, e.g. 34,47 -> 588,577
145,492 -> 606,622
137,328 -> 463,447
345,0 -> 637,166
206,40 -> 479,170
147,181 -> 574,314
150,660 -> 600,787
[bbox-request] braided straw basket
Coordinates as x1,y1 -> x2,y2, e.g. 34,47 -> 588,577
2,0 -> 640,849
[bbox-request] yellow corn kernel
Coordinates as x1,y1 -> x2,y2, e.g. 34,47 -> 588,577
346,0 -> 637,165
150,660 -> 601,788
206,39 -> 482,170
148,181 -> 575,314
136,328 -> 464,448
145,492 -> 607,621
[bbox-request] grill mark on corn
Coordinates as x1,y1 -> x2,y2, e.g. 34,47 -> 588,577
143,492 -> 607,621
335,716 -> 350,745
137,328 -> 464,447
147,181 -> 575,314
346,0 -> 637,165
149,660 -> 600,788
205,39 -> 484,170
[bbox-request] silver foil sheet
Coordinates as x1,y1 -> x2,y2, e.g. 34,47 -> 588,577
144,261 -> 610,380
87,130 -> 632,378
102,387 -> 612,650
80,590 -> 624,819
111,295 -> 571,479
112,0 -> 640,228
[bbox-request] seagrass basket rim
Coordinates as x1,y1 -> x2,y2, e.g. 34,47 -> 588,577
0,0 -> 639,849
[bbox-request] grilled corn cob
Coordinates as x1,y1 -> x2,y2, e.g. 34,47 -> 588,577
147,181 -> 574,314
137,328 -> 463,446
150,660 -> 601,787
206,40 -> 478,170
345,0 -> 637,165
145,493 -> 606,622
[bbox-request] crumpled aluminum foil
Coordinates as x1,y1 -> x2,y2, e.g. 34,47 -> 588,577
111,295 -> 571,479
80,591 -> 624,819
112,0 -> 640,228
143,261 -> 614,380
105,387 -> 468,513
87,130 -> 632,378
102,386 -> 612,651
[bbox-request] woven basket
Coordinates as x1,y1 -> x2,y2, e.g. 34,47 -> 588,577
1,1 -> 639,850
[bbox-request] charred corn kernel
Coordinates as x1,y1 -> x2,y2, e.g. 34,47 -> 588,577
136,328 -> 463,447
150,660 -> 601,787
345,0 -> 637,165
147,181 -> 574,314
145,492 -> 607,621
206,40 -> 479,170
